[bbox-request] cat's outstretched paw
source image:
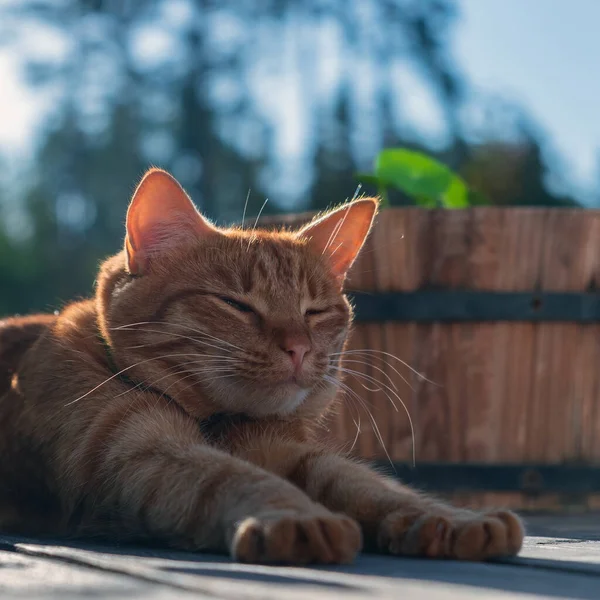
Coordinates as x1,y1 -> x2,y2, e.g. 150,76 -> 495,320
378,509 -> 524,560
232,511 -> 362,565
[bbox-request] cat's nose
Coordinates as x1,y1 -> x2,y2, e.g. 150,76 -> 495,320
280,335 -> 311,372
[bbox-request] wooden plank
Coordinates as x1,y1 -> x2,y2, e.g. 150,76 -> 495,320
497,210 -> 547,466
5,525 -> 600,600
583,324 -> 600,461
578,211 -> 600,463
0,548 -> 184,599
474,210 -> 541,481
527,210 -> 597,463
371,209 -> 424,463
404,209 -> 466,463
371,209 -> 417,462
431,209 -> 472,464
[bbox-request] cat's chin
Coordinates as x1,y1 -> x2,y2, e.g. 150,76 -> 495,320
244,384 -> 311,418
207,379 -> 314,418
276,386 -> 311,416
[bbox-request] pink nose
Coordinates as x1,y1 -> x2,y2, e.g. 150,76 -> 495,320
280,338 -> 311,372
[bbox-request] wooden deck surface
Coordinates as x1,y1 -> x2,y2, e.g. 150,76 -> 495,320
2,515 -> 600,599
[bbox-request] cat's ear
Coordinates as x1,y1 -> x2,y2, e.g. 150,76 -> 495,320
297,198 -> 378,280
125,168 -> 215,274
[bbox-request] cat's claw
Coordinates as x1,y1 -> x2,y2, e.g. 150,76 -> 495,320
378,509 -> 524,560
232,512 -> 362,565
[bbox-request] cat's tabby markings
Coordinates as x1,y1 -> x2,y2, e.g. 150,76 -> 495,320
0,169 -> 523,564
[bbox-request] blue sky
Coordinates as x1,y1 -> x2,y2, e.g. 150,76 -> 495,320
455,0 -> 600,204
1,1 -> 599,206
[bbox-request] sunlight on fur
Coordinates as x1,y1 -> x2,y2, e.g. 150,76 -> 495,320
0,168 -> 524,564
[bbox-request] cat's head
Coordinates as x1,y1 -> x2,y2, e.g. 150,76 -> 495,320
97,169 -> 377,420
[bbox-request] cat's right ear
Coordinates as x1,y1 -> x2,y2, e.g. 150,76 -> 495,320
297,198 -> 378,281
125,168 -> 215,274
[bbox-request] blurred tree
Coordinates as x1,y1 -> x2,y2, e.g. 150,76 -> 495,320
460,140 -> 579,208
0,0 -> 581,316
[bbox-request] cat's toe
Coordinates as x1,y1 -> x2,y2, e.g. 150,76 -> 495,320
450,515 -> 507,560
423,511 -> 523,560
379,509 -> 524,561
382,513 -> 452,558
232,512 -> 362,565
485,509 -> 525,556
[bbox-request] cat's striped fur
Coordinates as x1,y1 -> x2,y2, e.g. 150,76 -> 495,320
0,169 -> 523,563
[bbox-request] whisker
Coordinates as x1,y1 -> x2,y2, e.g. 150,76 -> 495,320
253,197 -> 269,231
336,367 -> 399,411
332,348 -> 439,386
338,358 -> 400,392
247,197 -> 269,251
322,194 -> 358,256
114,326 -> 233,352
154,370 -> 202,405
322,217 -> 345,256
341,354 -> 415,392
113,321 -> 244,352
345,401 -> 361,454
114,360 -> 239,399
319,376 -> 361,452
64,352 -> 233,406
200,373 -> 237,382
241,188 -> 251,229
110,364 -> 206,428
325,374 -> 397,471
113,361 -> 200,398
350,413 -> 361,453
328,239 -> 345,260
154,371 -> 238,418
334,366 -> 416,468
145,366 -> 238,417
113,326 -> 239,356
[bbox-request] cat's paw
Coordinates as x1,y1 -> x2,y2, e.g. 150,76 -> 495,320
378,509 -> 524,561
231,511 -> 362,565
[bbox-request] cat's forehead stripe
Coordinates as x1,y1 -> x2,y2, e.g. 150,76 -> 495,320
245,240 -> 306,297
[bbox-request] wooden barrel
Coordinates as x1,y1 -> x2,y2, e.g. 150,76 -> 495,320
266,207 -> 600,511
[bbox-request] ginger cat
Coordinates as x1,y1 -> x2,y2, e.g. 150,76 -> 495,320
0,169 -> 523,564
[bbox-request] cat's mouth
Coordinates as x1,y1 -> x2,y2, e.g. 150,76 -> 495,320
280,374 -> 314,395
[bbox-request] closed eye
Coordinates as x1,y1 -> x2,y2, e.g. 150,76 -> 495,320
219,296 -> 256,314
305,308 -> 328,316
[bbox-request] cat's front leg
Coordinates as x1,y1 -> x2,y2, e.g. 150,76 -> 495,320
65,402 -> 361,565
247,443 -> 524,560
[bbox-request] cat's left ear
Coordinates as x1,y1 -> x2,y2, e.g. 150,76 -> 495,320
297,198 -> 378,280
125,168 -> 215,274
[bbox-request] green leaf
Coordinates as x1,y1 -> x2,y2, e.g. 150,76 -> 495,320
442,176 -> 469,208
374,148 -> 470,209
414,195 -> 438,208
